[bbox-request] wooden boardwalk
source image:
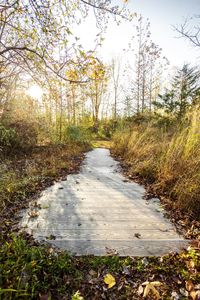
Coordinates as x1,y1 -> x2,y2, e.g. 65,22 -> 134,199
20,148 -> 188,256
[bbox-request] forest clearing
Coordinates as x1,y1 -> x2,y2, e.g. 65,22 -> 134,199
0,0 -> 200,299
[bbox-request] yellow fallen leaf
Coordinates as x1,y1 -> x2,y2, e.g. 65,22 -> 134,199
150,285 -> 160,299
104,274 -> 116,289
143,284 -> 151,298
142,281 -> 162,299
191,290 -> 200,300
190,290 -> 197,300
150,281 -> 162,287
142,281 -> 162,287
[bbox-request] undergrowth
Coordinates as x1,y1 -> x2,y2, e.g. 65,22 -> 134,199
0,143 -> 90,213
112,107 -> 200,217
0,235 -> 199,299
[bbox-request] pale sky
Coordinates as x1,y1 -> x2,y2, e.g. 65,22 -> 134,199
74,0 -> 200,67
126,0 -> 200,66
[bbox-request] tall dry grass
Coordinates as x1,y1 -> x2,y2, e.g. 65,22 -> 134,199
112,107 -> 200,216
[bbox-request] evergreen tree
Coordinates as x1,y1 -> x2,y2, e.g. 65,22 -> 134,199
172,64 -> 200,117
154,90 -> 176,114
154,64 -> 200,117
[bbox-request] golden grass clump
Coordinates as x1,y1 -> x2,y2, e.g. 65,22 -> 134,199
112,107 -> 200,216
159,108 -> 200,212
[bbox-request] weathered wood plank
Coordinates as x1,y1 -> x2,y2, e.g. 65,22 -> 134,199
47,239 -> 189,256
20,148 -> 188,256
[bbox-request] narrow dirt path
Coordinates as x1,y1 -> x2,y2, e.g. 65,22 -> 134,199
20,148 -> 188,256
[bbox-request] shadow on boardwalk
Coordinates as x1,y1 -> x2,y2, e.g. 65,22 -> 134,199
20,148 -> 188,256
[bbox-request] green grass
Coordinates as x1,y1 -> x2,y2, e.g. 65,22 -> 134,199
0,235 -> 199,299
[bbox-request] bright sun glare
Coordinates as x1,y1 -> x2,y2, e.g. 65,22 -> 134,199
27,85 -> 43,99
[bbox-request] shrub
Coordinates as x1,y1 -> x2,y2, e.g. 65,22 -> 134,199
0,124 -> 17,154
9,120 -> 38,152
0,121 -> 38,155
63,125 -> 91,145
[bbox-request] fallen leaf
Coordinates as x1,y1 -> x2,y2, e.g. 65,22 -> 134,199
195,291 -> 200,300
191,290 -> 200,300
179,288 -> 189,297
134,233 -> 141,239
150,281 -> 162,287
28,211 -> 39,218
142,281 -> 162,287
104,274 -> 116,289
105,247 -> 118,256
48,248 -> 54,254
171,291 -> 180,300
143,284 -> 151,298
89,270 -> 97,277
186,280 -> 194,292
138,285 -> 143,295
142,281 -> 162,299
195,284 -> 200,290
191,291 -> 197,300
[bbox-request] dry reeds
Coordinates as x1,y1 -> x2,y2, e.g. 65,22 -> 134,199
112,107 -> 200,216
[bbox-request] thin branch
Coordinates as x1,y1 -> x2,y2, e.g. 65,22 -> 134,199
80,0 -> 130,20
0,46 -> 88,83
174,17 -> 200,48
0,0 -> 19,11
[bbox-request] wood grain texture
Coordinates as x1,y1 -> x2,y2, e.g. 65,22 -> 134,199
20,148 -> 188,256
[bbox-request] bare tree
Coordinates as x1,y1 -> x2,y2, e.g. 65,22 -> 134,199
111,58 -> 121,120
134,16 -> 151,112
174,15 -> 200,48
86,58 -> 109,129
130,16 -> 166,113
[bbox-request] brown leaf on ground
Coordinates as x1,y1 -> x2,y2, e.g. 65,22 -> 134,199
134,233 -> 141,238
137,285 -> 143,295
105,247 -> 118,256
142,281 -> 162,299
28,210 -> 39,218
89,270 -> 97,277
186,280 -> 194,292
